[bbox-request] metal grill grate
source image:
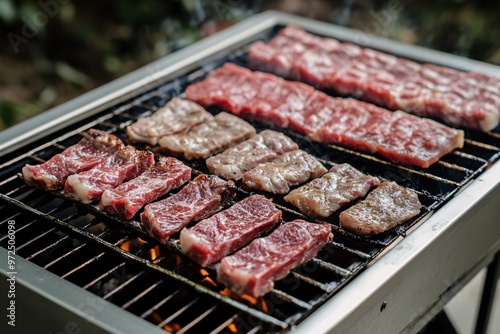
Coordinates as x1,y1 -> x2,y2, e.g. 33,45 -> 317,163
1,25 -> 500,333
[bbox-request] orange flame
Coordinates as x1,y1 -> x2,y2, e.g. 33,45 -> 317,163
164,323 -> 182,332
260,298 -> 269,313
228,323 -> 238,333
151,311 -> 163,324
240,294 -> 258,305
199,269 -> 217,288
220,288 -> 232,297
120,240 -> 131,252
149,245 -> 161,261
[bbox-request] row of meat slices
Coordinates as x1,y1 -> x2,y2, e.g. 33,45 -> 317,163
21,132 -> 333,297
21,128 -> 421,296
249,25 -> 500,132
185,63 -> 465,169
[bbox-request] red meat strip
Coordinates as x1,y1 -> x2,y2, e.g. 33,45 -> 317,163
284,164 -> 380,218
64,146 -> 154,204
99,157 -> 191,220
140,174 -> 236,243
186,63 -> 315,128
339,181 -> 422,236
186,63 -> 464,168
206,130 -> 299,180
242,150 -> 327,194
126,98 -> 213,145
319,105 -> 464,168
179,194 -> 282,267
249,25 -> 500,131
158,112 -> 256,160
184,63 -> 254,113
22,129 -> 124,190
217,220 -> 332,297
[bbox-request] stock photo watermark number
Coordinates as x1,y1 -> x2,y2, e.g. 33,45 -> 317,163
6,219 -> 16,327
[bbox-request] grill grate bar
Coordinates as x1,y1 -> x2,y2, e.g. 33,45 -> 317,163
103,271 -> 146,300
271,290 -> 312,310
208,315 -> 238,334
121,279 -> 163,309
0,174 -> 19,187
82,262 -> 126,290
328,241 -> 372,261
42,228 -> 113,270
17,210 -> 82,252
290,271 -> 332,292
16,226 -> 58,252
176,305 -> 218,334
436,160 -> 472,174
140,288 -> 183,319
156,297 -> 200,328
464,138 -> 500,151
452,151 -> 488,163
60,235 -> 130,279
25,220 -> 95,261
311,258 -> 352,278
247,326 -> 263,334
60,250 -> 108,279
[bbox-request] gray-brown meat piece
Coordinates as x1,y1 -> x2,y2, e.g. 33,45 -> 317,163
158,112 -> 256,160
284,163 -> 380,218
242,149 -> 327,194
126,98 -> 214,145
206,130 -> 299,180
339,181 -> 422,236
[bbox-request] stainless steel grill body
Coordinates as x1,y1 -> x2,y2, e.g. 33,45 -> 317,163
0,11 -> 499,334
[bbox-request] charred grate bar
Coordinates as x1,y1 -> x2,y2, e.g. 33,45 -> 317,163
1,18 -> 500,334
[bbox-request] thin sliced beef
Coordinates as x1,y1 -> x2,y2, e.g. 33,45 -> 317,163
64,146 -> 154,204
158,112 -> 256,160
184,63 -> 254,113
284,164 -> 380,218
186,63 -> 464,168
249,25 -> 500,131
217,220 -> 332,297
179,194 -> 282,267
126,98 -> 213,145
339,181 -> 422,236
206,130 -> 299,180
22,129 -> 123,190
186,63 -> 314,128
318,103 -> 465,168
100,157 -> 191,220
242,150 -> 327,194
141,174 -> 236,243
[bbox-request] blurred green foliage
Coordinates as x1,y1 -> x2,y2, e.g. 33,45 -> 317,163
1,0 -> 499,131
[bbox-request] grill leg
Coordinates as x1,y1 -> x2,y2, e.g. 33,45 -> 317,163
474,251 -> 500,334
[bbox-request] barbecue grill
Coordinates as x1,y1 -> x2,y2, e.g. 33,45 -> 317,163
1,11 -> 499,334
